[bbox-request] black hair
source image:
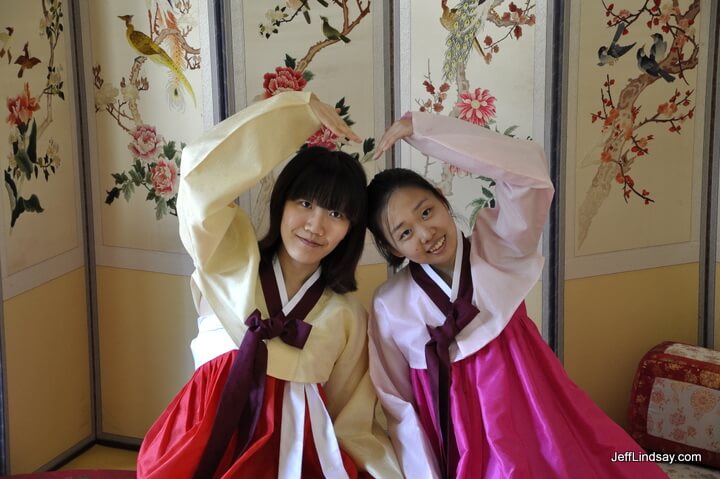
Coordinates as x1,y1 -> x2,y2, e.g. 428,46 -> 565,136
258,146 -> 367,293
367,168 -> 450,267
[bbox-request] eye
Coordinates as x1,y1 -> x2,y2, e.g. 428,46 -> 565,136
329,210 -> 344,219
421,207 -> 432,219
398,229 -> 411,240
297,200 -> 312,209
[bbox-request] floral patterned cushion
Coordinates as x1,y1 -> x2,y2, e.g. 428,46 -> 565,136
659,462 -> 720,479
629,342 -> 720,469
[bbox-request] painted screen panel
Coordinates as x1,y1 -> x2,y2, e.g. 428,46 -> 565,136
397,0 -> 547,321
86,0 -> 204,274
0,0 -> 84,299
566,0 -> 709,278
236,0 -> 386,264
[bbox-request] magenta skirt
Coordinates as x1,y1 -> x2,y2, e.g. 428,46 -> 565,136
410,303 -> 669,478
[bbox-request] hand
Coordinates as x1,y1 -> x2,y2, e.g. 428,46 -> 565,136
372,117 -> 413,161
309,93 -> 361,143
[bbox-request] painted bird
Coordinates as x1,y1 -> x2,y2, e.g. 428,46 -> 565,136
0,27 -> 14,64
14,42 -> 40,78
117,14 -> 196,106
597,22 -> 636,66
636,33 -> 674,82
441,0 -> 489,81
320,16 -> 350,43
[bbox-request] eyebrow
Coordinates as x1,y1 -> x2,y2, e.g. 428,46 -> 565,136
390,196 -> 428,235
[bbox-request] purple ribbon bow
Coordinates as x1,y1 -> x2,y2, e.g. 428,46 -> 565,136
411,236 -> 478,479
193,258 -> 324,479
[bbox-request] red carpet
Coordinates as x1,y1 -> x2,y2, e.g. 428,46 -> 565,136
0,471 -> 135,478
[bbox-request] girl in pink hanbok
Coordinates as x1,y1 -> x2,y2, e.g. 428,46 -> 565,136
365,112 -> 668,478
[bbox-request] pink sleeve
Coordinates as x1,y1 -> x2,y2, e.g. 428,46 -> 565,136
406,110 -> 554,257
405,111 -> 554,334
368,293 -> 441,478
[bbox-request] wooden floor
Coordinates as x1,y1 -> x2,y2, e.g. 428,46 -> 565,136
58,445 -> 137,471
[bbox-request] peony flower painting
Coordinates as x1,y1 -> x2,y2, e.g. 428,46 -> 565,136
93,1 -> 200,221
407,1 -> 535,229
243,2 -> 375,233
456,88 -> 497,126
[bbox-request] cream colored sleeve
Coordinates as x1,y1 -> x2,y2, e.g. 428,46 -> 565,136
177,91 -> 321,344
323,298 -> 404,479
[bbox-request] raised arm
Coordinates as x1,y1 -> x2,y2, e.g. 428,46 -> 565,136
375,111 -> 553,261
177,91 -> 358,343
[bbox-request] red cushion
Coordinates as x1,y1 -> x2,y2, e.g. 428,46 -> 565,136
628,341 -> 720,469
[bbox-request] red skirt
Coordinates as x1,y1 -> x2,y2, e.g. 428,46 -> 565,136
137,350 -> 371,478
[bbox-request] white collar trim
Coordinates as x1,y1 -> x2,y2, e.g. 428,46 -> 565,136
420,225 -> 464,300
272,255 -> 322,315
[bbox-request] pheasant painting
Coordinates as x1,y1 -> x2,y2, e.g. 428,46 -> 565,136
117,14 -> 196,107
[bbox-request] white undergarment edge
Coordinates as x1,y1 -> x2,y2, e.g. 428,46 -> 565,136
306,383 -> 349,478
279,382 -> 305,478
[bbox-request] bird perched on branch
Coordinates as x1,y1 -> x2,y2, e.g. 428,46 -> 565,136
117,14 -> 196,106
320,16 -> 350,43
441,0 -> 489,81
597,22 -> 636,66
636,33 -> 674,82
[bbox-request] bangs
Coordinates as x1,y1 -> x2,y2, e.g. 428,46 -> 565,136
286,154 -> 366,225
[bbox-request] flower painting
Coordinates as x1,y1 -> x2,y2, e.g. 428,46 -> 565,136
456,88 -> 497,126
1,0 -> 85,281
91,0 -> 200,222
241,1 -> 377,234
3,1 -> 66,229
405,0 -> 538,227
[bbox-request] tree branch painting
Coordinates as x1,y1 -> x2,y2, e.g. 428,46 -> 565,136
249,0 -> 375,232
577,0 -> 700,248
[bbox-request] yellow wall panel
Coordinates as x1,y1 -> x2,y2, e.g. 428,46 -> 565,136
96,267 -> 197,438
352,263 -> 388,311
565,264 -> 698,428
4,269 -> 91,474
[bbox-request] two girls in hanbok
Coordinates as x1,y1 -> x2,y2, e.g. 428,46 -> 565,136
137,91 -> 401,479
366,112 -> 668,478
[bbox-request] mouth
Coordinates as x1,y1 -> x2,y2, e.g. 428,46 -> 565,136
296,235 -> 324,248
427,235 -> 446,254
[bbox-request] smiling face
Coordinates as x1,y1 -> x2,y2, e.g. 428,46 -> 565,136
381,186 -> 458,278
278,198 -> 351,276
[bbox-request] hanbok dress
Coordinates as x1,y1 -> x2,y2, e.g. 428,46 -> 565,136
368,112 -> 668,478
137,92 -> 401,479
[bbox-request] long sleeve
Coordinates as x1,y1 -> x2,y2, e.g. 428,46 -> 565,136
406,111 -> 554,358
407,111 -> 554,258
368,294 -> 439,478
322,297 -> 404,478
177,91 -> 321,345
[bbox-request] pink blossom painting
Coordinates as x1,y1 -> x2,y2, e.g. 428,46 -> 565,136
240,1 -> 380,242
88,0 -> 203,255
403,0 -> 541,228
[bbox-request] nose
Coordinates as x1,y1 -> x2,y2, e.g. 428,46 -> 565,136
305,208 -> 325,236
417,224 -> 433,243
